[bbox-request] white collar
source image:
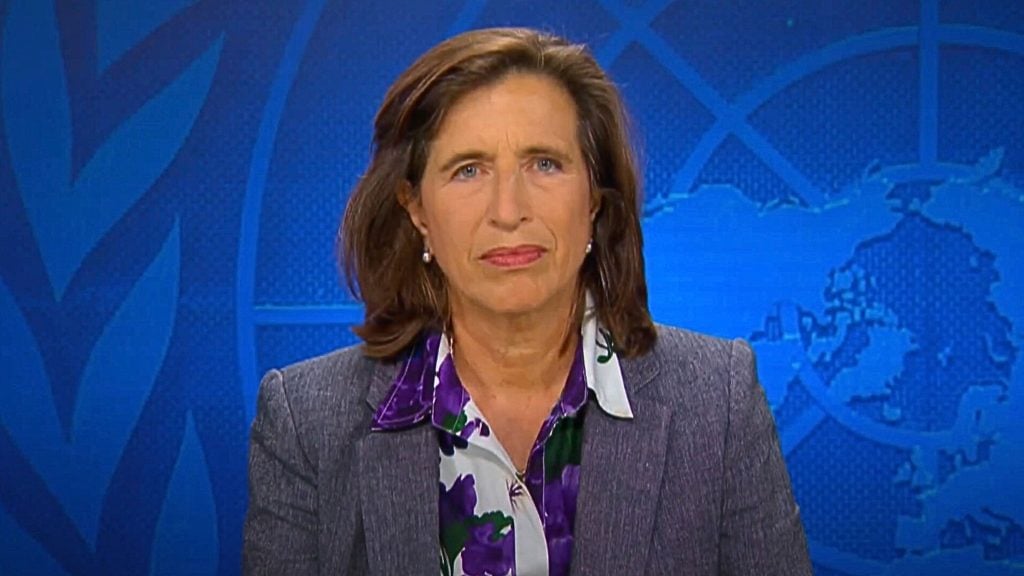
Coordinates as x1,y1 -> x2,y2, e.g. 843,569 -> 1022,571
580,293 -> 634,419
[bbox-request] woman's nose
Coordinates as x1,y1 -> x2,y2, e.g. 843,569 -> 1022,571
487,168 -> 530,229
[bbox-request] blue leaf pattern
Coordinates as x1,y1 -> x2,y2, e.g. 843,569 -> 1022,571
0,281 -> 52,461
1,0 -> 222,297
65,37 -> 220,298
96,0 -> 199,73
1,0 -> 72,294
0,281 -> 70,572
149,412 -> 218,576
0,505 -> 71,576
0,221 -> 180,547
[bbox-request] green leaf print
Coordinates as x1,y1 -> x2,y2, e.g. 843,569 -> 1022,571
475,511 -> 514,541
544,413 -> 585,482
597,328 -> 616,364
440,547 -> 455,576
440,509 -> 514,575
441,522 -> 469,574
442,409 -> 469,434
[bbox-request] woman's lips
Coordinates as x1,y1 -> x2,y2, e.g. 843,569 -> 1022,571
480,245 -> 546,268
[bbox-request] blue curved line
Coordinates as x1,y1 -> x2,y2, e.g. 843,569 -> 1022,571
237,0 -> 328,421
735,27 -> 918,115
781,406 -> 827,457
638,28 -> 825,205
670,24 -> 1024,202
734,123 -> 824,205
446,0 -> 487,37
592,0 -> 674,67
796,361 -> 952,451
937,24 -> 1024,55
636,28 -> 729,121
670,122 -> 729,197
672,27 -> 918,199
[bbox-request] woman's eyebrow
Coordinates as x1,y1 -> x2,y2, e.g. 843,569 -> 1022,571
436,144 -> 574,173
437,150 -> 493,173
518,145 -> 574,163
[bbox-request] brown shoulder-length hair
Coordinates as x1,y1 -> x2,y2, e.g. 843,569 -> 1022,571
340,27 -> 656,359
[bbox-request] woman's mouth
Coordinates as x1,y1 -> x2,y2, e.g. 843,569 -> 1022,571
480,245 -> 546,268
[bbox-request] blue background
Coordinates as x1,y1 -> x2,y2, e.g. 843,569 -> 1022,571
1,1 -> 1022,574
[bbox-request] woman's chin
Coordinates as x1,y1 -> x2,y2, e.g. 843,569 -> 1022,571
457,286 -> 572,320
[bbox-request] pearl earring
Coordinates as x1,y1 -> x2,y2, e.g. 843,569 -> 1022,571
585,239 -> 593,254
422,247 -> 432,263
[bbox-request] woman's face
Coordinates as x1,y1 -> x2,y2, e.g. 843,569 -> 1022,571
404,73 -> 596,321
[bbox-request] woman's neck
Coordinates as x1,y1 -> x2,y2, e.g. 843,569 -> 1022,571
448,297 -> 579,396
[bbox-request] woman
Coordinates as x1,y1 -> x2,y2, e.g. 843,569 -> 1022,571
243,27 -> 811,576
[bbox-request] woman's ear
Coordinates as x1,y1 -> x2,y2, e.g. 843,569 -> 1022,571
398,180 -> 429,237
590,187 -> 602,222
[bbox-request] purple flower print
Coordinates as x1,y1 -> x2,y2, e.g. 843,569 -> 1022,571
543,464 -> 581,576
564,465 -> 580,521
432,334 -> 593,576
440,475 -> 515,576
461,518 -> 515,576
372,332 -> 441,429
438,429 -> 469,456
433,355 -> 468,429
436,415 -> 493,456
440,475 -> 477,529
458,417 -> 487,440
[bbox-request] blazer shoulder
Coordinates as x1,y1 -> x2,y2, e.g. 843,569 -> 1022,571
274,344 -> 388,412
277,343 -> 371,387
640,323 -> 751,410
262,344 -> 388,437
651,323 -> 737,372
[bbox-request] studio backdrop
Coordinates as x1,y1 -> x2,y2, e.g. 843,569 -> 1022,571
1,1 -> 1022,575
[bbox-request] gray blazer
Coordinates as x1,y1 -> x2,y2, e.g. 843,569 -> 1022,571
243,325 -> 812,575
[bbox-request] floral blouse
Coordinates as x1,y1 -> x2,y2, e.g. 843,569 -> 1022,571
371,306 -> 633,576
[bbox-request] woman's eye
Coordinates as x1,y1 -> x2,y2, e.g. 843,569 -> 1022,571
535,157 -> 560,173
454,164 -> 478,180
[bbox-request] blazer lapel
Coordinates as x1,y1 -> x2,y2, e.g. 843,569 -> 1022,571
571,350 -> 671,575
358,361 -> 439,575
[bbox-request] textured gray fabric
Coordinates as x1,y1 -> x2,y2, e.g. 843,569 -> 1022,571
243,325 -> 812,575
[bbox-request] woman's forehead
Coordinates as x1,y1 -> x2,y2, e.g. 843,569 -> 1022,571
428,73 -> 581,155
